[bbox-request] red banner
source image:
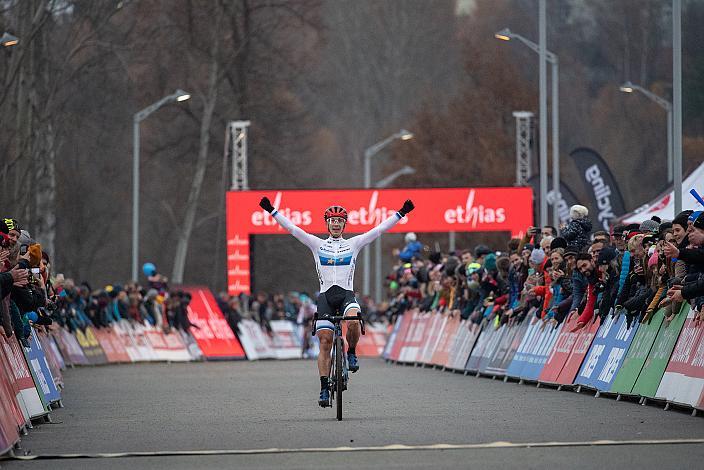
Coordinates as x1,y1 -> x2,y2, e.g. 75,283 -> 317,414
183,287 -> 246,359
226,187 -> 533,294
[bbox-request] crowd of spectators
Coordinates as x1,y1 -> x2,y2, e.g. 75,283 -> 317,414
384,204 -> 704,333
0,218 -> 201,348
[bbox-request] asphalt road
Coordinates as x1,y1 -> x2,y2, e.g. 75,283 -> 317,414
4,358 -> 704,469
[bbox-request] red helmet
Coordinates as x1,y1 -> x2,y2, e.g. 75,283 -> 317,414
324,205 -> 348,221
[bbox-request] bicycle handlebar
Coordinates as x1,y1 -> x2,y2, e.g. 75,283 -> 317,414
328,315 -> 363,322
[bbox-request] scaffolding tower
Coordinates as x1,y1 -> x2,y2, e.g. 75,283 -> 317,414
513,111 -> 534,186
226,120 -> 251,190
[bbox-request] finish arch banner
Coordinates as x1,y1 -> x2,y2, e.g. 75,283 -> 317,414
227,188 -> 533,294
575,312 -> 639,390
656,308 -> 704,407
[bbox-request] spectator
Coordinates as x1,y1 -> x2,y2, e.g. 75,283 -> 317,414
399,232 -> 423,262
561,205 -> 592,253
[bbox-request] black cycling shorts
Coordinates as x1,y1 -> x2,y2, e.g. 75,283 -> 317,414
314,285 -> 361,333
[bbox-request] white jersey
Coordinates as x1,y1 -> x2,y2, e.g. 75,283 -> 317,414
272,209 -> 403,292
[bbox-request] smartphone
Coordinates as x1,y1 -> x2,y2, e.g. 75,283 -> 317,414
19,244 -> 28,255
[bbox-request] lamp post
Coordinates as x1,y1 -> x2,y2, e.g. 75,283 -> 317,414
619,81 -> 673,182
496,24 -> 559,228
0,32 -> 18,47
132,89 -> 191,280
673,0 -> 682,214
373,166 -> 416,302
362,129 -> 413,296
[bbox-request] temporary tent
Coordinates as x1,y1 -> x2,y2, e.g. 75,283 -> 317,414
619,162 -> 704,224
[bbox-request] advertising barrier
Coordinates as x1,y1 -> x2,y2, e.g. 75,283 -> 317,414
269,320 -> 302,359
465,322 -> 494,372
57,328 -> 89,365
24,331 -> 61,406
484,317 -> 531,376
539,314 -> 581,383
417,313 -> 443,364
74,327 -> 108,365
575,312 -> 640,391
399,311 -> 426,363
445,321 -> 481,371
610,309 -> 666,394
238,319 -> 276,360
382,316 -> 403,360
183,287 -> 246,359
37,333 -> 65,389
431,315 -> 461,367
144,326 -> 193,362
93,328 -> 131,363
475,324 -> 508,374
2,336 -> 45,418
555,317 -> 601,385
656,306 -> 704,407
631,304 -> 689,398
505,316 -> 543,378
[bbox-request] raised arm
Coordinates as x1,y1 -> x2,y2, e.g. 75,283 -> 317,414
350,199 -> 415,250
259,197 -> 321,250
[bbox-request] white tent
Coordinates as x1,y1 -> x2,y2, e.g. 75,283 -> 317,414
620,162 -> 704,224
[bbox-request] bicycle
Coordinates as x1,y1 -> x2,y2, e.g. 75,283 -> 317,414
321,314 -> 365,421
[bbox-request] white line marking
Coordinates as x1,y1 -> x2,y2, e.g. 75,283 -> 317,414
7,438 -> 704,460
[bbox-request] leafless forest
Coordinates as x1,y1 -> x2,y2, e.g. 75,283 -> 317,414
1,0 -> 703,294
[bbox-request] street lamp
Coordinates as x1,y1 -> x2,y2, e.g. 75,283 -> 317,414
1,32 -> 18,47
363,129 -> 414,296
619,81 -> 673,182
132,89 -> 191,280
373,165 -> 416,302
495,24 -> 559,228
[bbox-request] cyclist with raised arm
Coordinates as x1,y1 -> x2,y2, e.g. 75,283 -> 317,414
259,196 -> 415,407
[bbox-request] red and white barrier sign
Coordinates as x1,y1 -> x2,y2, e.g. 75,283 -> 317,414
656,309 -> 704,407
238,319 -> 276,360
227,188 -> 533,294
269,320 -> 302,359
183,287 -> 246,359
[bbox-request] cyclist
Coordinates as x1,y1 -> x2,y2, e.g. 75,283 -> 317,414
258,196 -> 415,407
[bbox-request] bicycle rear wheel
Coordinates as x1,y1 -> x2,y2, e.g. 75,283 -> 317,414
335,336 -> 344,421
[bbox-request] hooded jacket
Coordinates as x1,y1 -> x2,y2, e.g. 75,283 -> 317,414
561,218 -> 593,253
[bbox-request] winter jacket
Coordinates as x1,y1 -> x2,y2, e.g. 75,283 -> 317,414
399,241 -> 423,262
570,270 -> 588,312
682,273 -> 704,300
561,218 -> 593,253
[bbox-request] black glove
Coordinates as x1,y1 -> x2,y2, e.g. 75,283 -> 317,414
398,199 -> 415,217
259,197 -> 275,213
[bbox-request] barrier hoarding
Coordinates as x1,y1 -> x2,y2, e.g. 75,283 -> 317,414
446,321 -> 482,370
418,313 -> 444,364
227,188 -> 533,294
357,324 -> 387,357
269,320 -> 302,359
25,330 -> 61,405
183,287 -> 246,359
0,336 -> 29,426
431,314 -> 461,367
2,336 -> 45,418
57,328 -> 89,365
475,324 -> 508,374
539,314 -> 581,383
382,316 -> 403,360
37,332 -> 64,389
518,322 -> 562,380
575,312 -> 640,390
505,316 -> 543,378
74,327 -> 108,364
389,312 -> 414,361
93,328 -> 132,363
631,304 -> 689,397
656,308 -> 704,406
238,319 -> 276,360
610,309 -> 666,394
143,326 -> 192,362
399,311 -> 426,363
484,317 -> 531,376
555,317 -> 601,385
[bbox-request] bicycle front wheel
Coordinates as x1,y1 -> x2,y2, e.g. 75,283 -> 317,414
335,336 -> 344,421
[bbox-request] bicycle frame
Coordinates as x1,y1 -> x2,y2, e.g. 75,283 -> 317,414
325,315 -> 364,420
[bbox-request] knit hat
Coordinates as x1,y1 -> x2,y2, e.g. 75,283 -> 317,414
530,248 -> 546,265
648,250 -> 659,268
484,253 -> 497,271
569,205 -> 589,220
639,218 -> 660,234
550,237 -> 567,250
597,246 -> 618,265
673,210 -> 693,228
689,211 -> 703,224
694,212 -> 704,230
1,218 -> 20,233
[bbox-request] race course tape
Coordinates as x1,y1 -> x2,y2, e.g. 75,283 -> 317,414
7,438 -> 704,460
